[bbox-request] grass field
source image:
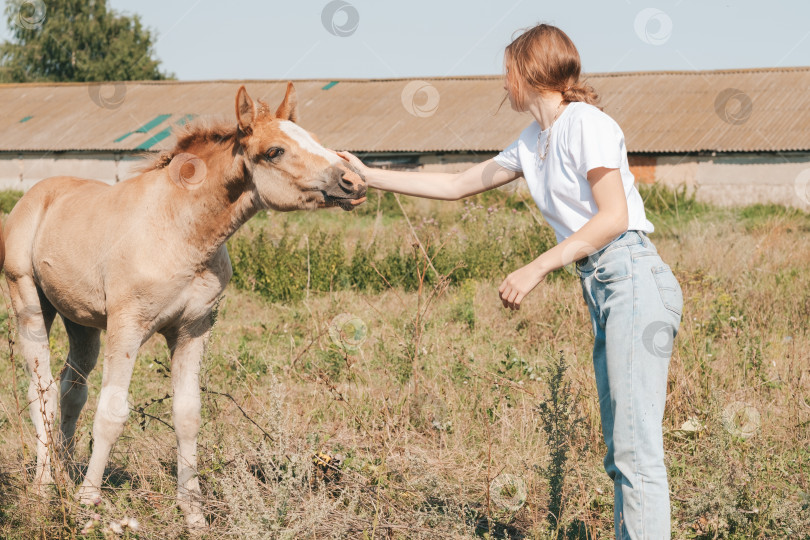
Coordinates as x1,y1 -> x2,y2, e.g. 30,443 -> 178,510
0,183 -> 808,539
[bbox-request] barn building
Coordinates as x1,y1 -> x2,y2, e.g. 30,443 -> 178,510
1,66 -> 808,209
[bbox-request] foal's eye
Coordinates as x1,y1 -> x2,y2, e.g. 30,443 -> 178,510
264,147 -> 284,161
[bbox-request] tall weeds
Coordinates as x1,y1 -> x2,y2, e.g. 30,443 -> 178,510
536,352 -> 585,536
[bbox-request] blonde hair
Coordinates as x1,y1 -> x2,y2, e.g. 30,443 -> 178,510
504,24 -> 600,110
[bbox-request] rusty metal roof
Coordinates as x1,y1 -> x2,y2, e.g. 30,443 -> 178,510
0,66 -> 808,154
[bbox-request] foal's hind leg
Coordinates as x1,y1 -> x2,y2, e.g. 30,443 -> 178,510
7,277 -> 57,491
59,318 -> 101,477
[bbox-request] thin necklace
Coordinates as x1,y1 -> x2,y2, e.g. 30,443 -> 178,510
537,100 -> 566,161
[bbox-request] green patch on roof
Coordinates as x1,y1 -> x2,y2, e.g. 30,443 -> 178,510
135,128 -> 172,150
115,114 -> 172,143
135,114 -> 171,133
175,114 -> 196,126
322,81 -> 339,90
19,115 -> 33,123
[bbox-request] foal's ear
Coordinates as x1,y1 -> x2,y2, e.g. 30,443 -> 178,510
235,86 -> 255,134
275,82 -> 298,122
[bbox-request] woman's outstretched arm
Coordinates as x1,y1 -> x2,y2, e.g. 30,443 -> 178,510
338,152 -> 521,201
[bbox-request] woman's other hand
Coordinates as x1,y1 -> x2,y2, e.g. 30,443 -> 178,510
498,261 -> 548,310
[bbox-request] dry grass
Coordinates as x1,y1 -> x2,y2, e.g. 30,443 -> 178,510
0,187 -> 808,539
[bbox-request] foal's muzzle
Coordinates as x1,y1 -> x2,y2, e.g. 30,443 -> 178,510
322,162 -> 367,210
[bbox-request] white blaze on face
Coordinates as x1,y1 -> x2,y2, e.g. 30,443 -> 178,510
279,121 -> 341,166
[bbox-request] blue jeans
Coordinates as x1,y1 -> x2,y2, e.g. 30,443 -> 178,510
577,230 -> 683,540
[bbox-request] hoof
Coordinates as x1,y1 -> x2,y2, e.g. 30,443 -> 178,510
76,486 -> 103,508
185,512 -> 207,530
179,492 -> 206,529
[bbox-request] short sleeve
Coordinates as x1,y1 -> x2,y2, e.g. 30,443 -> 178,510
569,110 -> 624,178
493,138 -> 522,172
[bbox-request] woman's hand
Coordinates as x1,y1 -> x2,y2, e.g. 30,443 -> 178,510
337,151 -> 370,177
498,260 -> 548,310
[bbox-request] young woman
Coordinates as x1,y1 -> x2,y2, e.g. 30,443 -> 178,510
340,23 -> 683,540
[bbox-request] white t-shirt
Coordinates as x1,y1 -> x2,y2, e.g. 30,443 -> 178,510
494,101 -> 654,244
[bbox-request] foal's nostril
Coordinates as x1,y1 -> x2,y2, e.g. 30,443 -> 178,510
338,166 -> 364,193
340,174 -> 356,190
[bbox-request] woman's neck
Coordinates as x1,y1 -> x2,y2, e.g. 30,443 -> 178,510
525,91 -> 568,131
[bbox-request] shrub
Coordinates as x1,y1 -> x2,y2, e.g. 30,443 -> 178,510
229,230 -> 307,303
227,204 -> 560,303
638,182 -> 702,216
0,190 -> 23,214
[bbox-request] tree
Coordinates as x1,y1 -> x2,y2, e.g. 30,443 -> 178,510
0,0 -> 171,82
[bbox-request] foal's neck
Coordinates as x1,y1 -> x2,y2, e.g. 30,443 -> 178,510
164,145 -> 259,268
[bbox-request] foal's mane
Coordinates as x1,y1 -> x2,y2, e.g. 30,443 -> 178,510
140,119 -> 239,172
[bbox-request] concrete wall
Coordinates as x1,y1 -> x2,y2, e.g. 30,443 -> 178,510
0,152 -> 147,191
647,152 -> 810,210
3,150 -> 810,211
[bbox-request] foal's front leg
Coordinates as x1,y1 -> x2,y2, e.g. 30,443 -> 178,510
165,320 -> 211,529
77,321 -> 146,505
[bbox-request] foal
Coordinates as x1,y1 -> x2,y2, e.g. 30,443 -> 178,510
3,84 -> 366,527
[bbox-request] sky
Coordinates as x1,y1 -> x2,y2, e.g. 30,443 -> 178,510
2,0 -> 809,80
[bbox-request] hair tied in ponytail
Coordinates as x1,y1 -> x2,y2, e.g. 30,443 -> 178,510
504,24 -> 601,108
